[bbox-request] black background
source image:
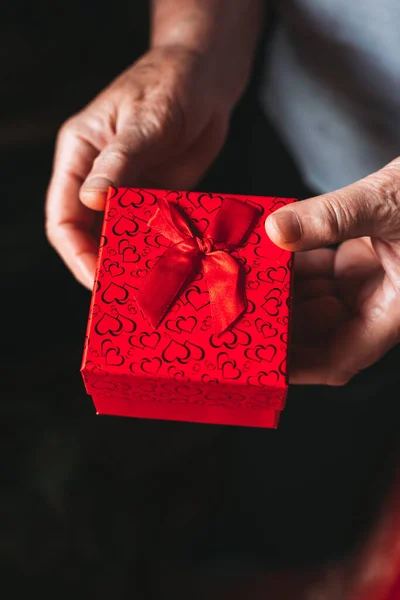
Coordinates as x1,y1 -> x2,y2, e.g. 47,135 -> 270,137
1,2 -> 399,597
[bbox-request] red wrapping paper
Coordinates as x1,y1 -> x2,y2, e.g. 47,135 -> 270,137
81,188 -> 295,428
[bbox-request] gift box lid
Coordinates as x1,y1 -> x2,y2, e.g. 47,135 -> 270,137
81,188 -> 295,428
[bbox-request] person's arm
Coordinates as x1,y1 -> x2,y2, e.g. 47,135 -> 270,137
46,0 -> 266,288
150,0 -> 267,104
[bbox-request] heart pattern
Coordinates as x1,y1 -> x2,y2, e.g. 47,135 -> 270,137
105,346 -> 124,366
255,318 -> 278,339
122,247 -> 140,263
247,371 -> 279,387
257,266 -> 288,284
244,344 -> 277,363
82,188 -> 295,427
185,286 -> 210,311
101,282 -> 129,305
140,332 -> 161,349
141,357 -> 162,375
198,193 -> 223,213
165,316 -> 197,334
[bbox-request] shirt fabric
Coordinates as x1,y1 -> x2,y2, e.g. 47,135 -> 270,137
260,0 -> 400,193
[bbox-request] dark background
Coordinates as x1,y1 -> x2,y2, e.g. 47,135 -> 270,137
1,2 -> 400,597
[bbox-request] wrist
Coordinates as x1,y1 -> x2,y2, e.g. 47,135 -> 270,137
151,5 -> 218,58
150,0 -> 266,107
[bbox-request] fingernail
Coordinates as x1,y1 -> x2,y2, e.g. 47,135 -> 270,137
268,210 -> 302,243
82,176 -> 113,191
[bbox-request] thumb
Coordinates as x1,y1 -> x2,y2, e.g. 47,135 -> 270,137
79,118 -> 178,211
265,160 -> 400,251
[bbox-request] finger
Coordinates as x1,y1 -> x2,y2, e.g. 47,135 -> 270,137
291,295 -> 349,343
294,249 -> 336,278
294,278 -> 339,302
371,237 -> 400,291
290,310 -> 400,385
289,346 -> 334,385
46,126 -> 99,288
335,237 -> 379,280
334,238 -> 382,309
80,105 -> 184,210
265,159 -> 400,251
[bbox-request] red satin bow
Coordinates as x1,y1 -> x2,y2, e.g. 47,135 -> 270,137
135,196 -> 260,334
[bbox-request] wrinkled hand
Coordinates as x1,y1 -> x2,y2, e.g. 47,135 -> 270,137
265,161 -> 400,385
46,46 -> 231,288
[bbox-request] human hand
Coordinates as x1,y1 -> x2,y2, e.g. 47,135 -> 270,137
45,45 -> 235,288
265,161 -> 400,385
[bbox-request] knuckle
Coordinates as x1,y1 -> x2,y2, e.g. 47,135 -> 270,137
57,117 -> 74,137
56,116 -> 80,144
146,105 -> 172,138
356,171 -> 400,235
136,94 -> 183,141
322,190 -> 371,240
110,95 -> 184,159
325,362 -> 355,386
326,372 -> 351,387
321,196 -> 351,240
372,174 -> 400,217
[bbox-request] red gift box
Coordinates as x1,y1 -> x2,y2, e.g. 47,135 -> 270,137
81,188 -> 295,428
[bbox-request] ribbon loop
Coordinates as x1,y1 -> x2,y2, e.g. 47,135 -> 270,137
135,196 -> 260,334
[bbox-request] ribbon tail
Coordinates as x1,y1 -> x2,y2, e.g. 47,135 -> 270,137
203,252 -> 247,335
207,197 -> 261,247
136,240 -> 200,328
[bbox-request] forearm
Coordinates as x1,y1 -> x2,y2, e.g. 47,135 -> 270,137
150,0 -> 267,104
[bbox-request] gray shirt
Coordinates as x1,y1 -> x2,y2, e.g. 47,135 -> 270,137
260,0 -> 400,193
